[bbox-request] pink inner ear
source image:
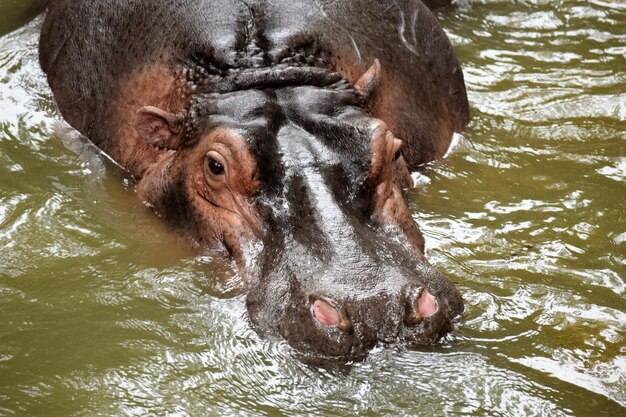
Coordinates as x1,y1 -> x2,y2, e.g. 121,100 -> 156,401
134,106 -> 179,149
313,299 -> 341,326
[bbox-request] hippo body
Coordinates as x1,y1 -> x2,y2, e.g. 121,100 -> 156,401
40,0 -> 469,361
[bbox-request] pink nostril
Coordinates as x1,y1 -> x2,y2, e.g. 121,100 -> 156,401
313,299 -> 341,326
418,288 -> 438,318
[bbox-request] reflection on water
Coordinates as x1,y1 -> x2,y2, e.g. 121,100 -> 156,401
1,1 -> 625,415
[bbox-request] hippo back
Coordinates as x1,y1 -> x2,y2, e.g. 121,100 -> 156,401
40,0 -> 468,173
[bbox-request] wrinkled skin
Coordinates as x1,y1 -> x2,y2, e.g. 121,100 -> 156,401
40,0 -> 469,361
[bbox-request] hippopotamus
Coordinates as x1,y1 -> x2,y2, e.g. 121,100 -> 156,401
39,0 -> 469,361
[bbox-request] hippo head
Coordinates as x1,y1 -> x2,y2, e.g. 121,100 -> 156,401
133,64 -> 463,361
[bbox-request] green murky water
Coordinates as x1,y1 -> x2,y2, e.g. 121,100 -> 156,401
1,1 -> 624,415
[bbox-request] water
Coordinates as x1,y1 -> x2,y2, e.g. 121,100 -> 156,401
0,1 -> 624,415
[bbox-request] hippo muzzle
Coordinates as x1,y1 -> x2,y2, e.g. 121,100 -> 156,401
248,272 -> 463,361
245,202 -> 463,361
238,111 -> 463,361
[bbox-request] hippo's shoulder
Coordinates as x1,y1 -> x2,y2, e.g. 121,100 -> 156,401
40,0 -> 468,165
41,0 -> 446,71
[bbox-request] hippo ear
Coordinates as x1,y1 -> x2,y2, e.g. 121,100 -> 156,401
355,59 -> 381,101
134,106 -> 184,150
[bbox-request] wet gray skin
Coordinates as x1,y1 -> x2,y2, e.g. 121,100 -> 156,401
179,86 -> 464,361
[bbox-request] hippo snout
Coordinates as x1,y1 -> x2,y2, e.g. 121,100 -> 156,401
311,287 -> 439,332
311,285 -> 458,346
247,268 -> 464,361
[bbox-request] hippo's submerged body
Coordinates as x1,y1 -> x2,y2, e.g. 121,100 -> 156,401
40,0 -> 469,361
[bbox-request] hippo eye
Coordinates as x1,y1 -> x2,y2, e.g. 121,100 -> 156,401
208,158 -> 225,175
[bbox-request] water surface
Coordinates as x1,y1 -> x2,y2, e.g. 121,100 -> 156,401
0,1 -> 624,415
